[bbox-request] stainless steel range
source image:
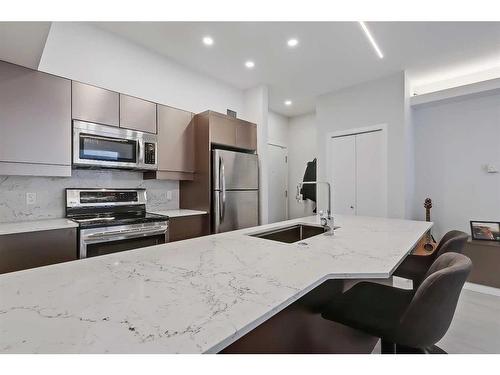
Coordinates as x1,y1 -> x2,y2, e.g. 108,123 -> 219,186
66,188 -> 168,259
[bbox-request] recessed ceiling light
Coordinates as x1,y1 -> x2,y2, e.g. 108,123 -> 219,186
202,36 -> 214,46
284,100 -> 292,106
358,22 -> 384,59
287,38 -> 299,47
245,60 -> 255,69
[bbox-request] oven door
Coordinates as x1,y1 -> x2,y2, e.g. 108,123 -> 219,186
79,222 -> 169,259
73,120 -> 140,169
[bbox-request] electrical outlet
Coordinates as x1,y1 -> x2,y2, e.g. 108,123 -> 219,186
26,192 -> 37,205
166,191 -> 173,201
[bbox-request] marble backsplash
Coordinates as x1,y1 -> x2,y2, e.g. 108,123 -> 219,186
0,170 -> 179,223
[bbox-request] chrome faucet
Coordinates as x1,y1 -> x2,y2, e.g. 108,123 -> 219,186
296,181 -> 334,235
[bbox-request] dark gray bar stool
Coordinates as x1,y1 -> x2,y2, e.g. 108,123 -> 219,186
394,230 -> 469,289
321,253 -> 472,354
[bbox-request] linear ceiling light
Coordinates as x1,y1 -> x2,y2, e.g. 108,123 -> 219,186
358,21 -> 384,59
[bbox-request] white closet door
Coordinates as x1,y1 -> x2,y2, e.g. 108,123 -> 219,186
329,135 -> 356,215
355,131 -> 387,217
268,144 -> 288,223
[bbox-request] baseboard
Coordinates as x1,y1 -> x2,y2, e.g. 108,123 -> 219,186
464,282 -> 500,297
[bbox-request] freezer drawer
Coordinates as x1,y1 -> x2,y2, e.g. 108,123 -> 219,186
214,190 -> 259,233
213,149 -> 258,190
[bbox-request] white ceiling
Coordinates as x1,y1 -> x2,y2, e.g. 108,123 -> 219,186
1,22 -> 499,117
95,22 -> 500,116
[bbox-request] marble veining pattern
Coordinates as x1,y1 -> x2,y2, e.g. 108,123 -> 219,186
0,214 -> 431,353
0,170 -> 179,223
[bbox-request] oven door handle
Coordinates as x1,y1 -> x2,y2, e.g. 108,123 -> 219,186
84,227 -> 168,242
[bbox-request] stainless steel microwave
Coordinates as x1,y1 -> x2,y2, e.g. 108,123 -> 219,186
73,120 -> 158,170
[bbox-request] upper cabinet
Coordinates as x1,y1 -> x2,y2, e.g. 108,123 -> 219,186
208,111 -> 257,151
144,105 -> 194,180
236,122 -> 257,150
0,61 -> 71,177
119,94 -> 157,134
72,81 -> 119,127
210,113 -> 237,146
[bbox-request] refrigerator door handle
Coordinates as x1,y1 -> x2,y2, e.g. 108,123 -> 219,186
220,156 -> 226,221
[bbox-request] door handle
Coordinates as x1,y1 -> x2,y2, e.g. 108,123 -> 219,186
220,156 -> 226,221
138,141 -> 142,164
85,227 -> 168,242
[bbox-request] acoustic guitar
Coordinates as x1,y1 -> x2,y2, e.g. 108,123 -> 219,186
412,198 -> 437,256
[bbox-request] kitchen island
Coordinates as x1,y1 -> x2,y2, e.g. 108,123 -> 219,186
0,214 -> 431,353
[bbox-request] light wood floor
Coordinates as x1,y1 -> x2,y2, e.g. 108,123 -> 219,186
372,288 -> 500,354
438,289 -> 500,353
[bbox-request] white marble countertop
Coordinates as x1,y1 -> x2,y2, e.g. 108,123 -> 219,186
0,218 -> 78,236
150,209 -> 208,218
0,214 -> 431,353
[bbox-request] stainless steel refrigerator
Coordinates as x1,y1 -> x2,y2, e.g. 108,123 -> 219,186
212,148 -> 259,233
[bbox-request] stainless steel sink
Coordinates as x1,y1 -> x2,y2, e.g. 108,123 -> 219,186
249,224 -> 338,244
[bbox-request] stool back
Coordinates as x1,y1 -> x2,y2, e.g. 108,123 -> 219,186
396,253 -> 472,348
435,230 -> 469,258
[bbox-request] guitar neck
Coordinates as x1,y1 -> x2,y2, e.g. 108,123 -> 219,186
424,200 -> 432,243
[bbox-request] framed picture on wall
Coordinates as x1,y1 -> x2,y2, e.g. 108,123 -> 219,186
470,221 -> 500,241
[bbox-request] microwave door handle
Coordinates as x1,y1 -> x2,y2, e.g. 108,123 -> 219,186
80,135 -> 128,142
220,156 -> 226,222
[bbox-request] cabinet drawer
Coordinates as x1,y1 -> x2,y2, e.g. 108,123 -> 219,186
0,228 -> 77,274
169,215 -> 208,242
120,94 -> 157,133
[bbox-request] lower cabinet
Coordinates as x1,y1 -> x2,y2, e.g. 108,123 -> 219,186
0,228 -> 77,274
168,215 -> 209,242
464,239 -> 500,289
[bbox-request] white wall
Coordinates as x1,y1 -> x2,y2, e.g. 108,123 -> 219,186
268,111 -> 289,147
316,72 -> 411,219
242,85 -> 270,225
413,93 -> 500,238
39,22 -> 244,116
288,113 -> 317,219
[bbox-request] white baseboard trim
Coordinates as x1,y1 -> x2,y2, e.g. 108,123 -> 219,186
464,282 -> 500,297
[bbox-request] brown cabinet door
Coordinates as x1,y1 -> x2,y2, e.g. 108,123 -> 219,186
0,228 -> 77,274
157,105 -> 195,173
72,81 -> 119,126
236,122 -> 257,150
169,215 -> 208,242
0,61 -> 71,166
120,94 -> 157,133
209,114 -> 237,146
